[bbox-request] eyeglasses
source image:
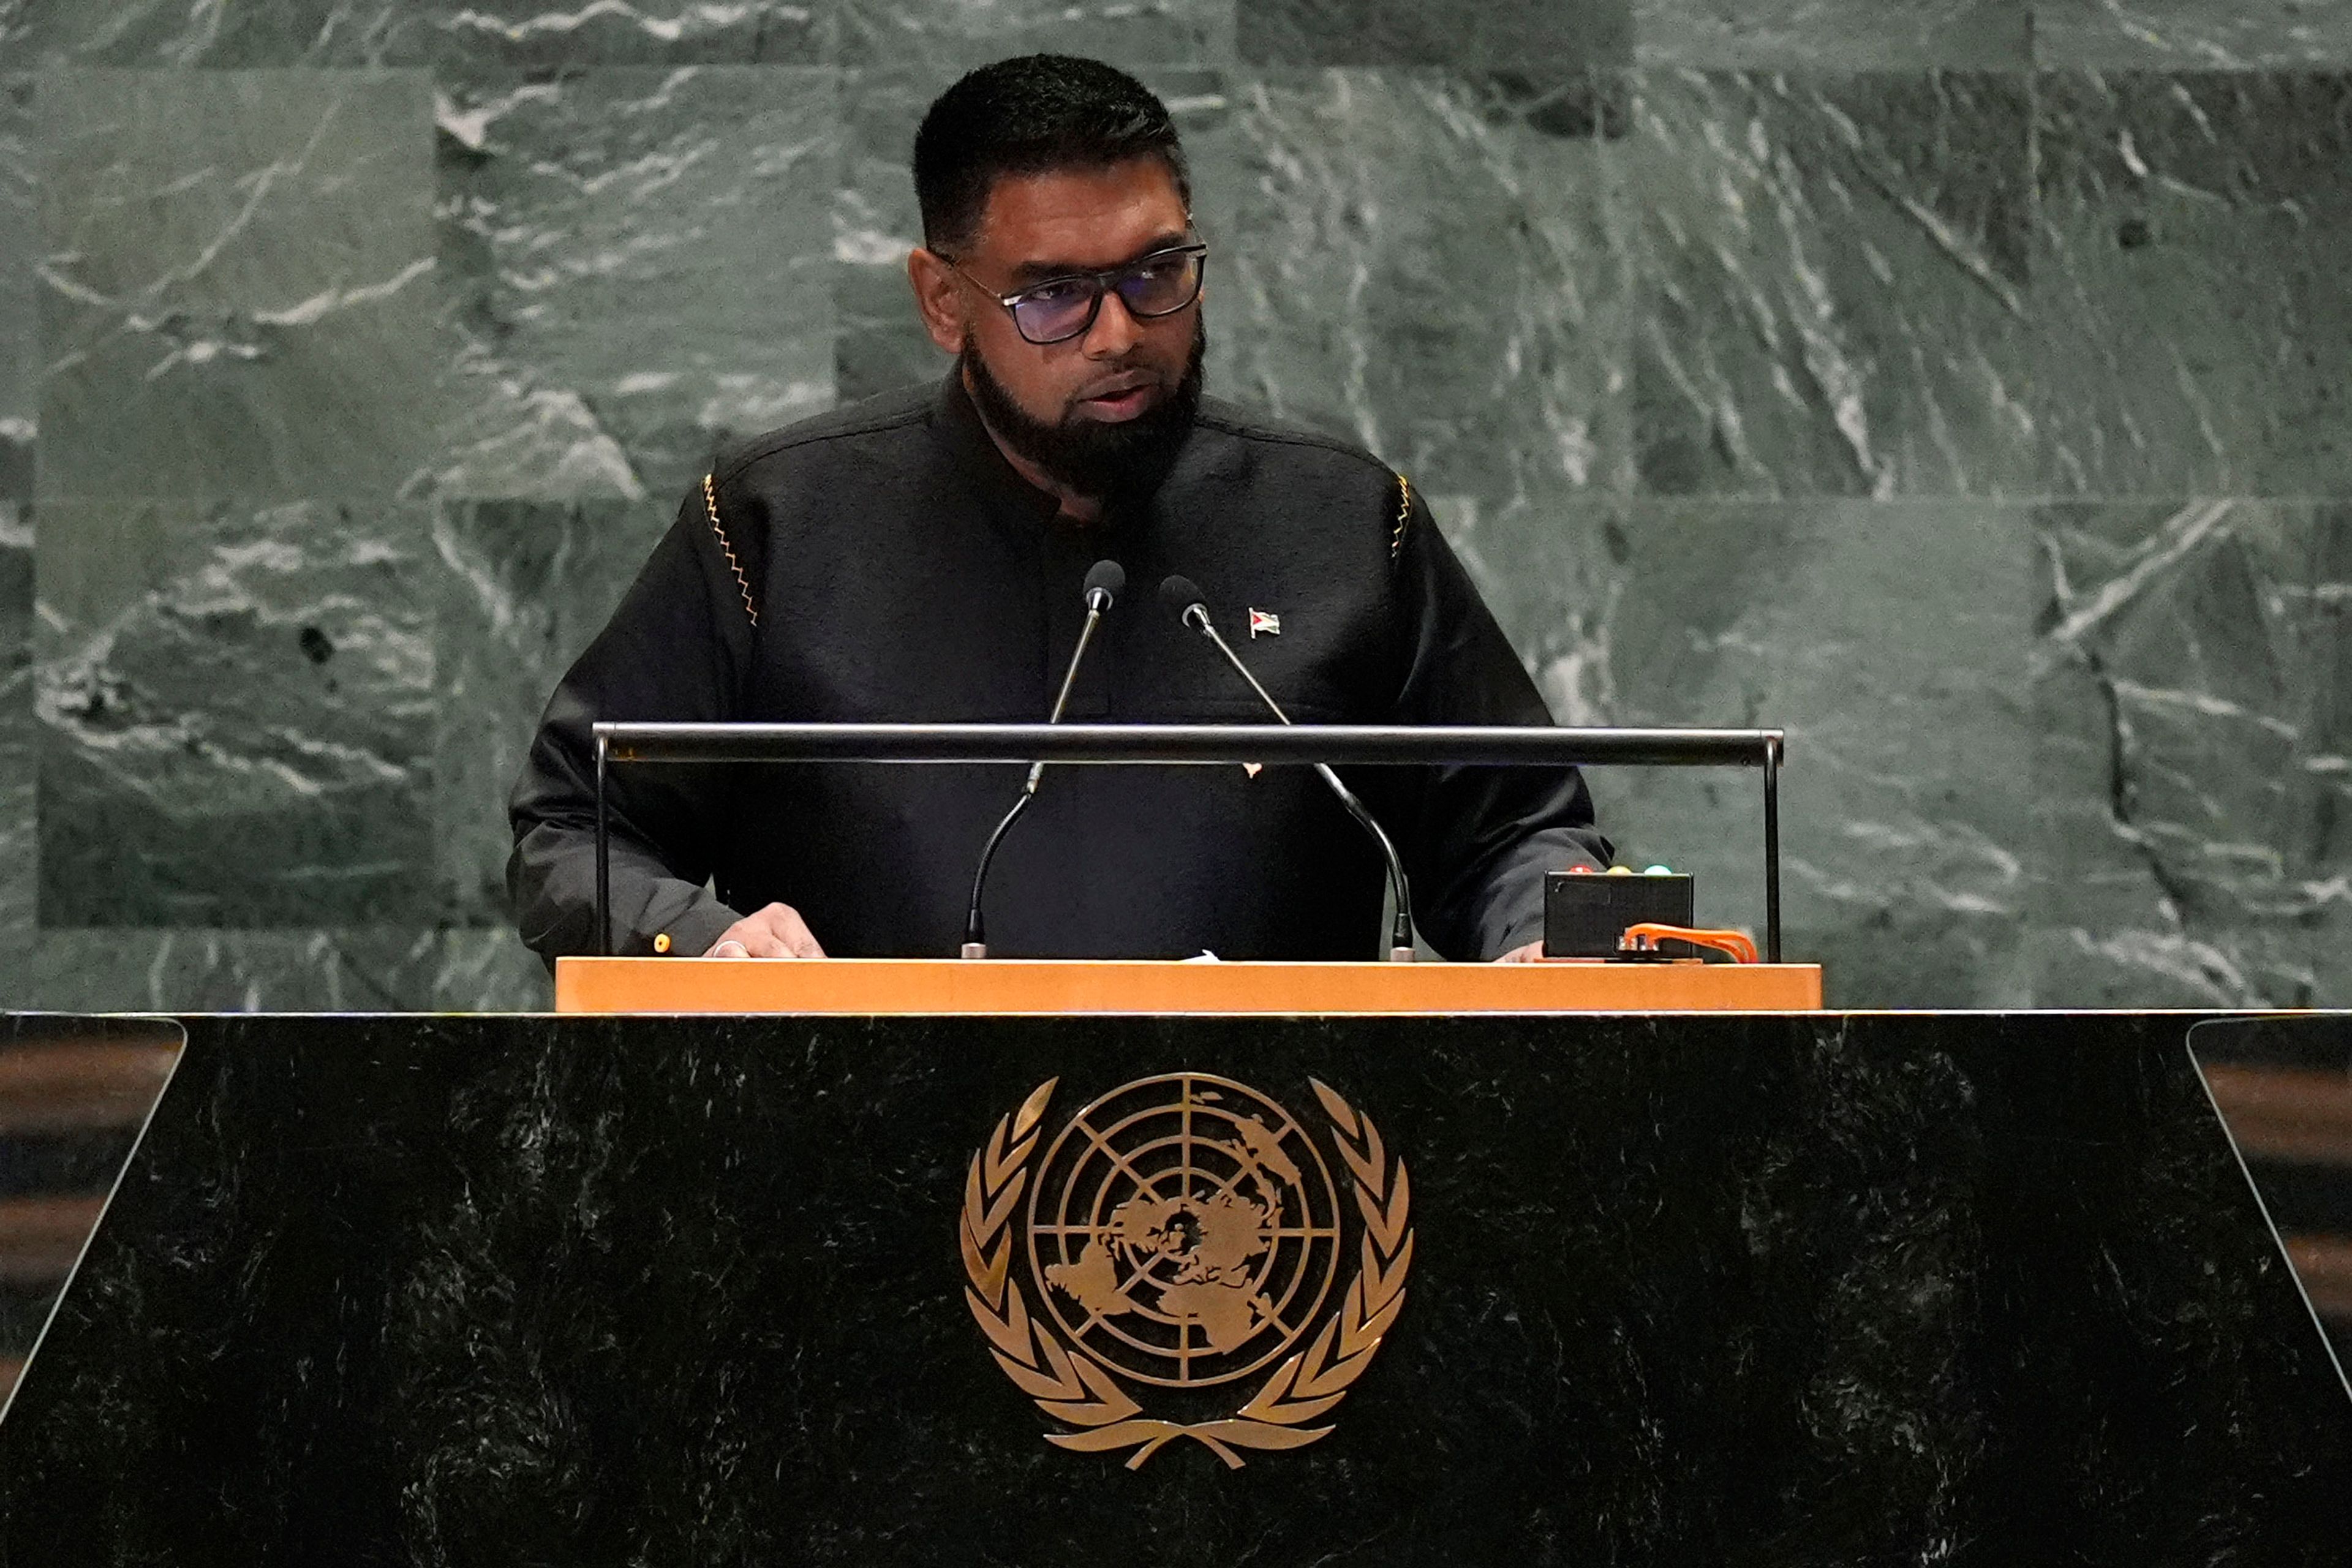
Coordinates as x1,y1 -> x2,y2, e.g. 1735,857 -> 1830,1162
951,243 -> 1209,346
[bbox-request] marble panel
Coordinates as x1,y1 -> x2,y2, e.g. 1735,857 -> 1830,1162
833,69 -> 944,407
0,0 -> 826,67
1628,70 -> 2036,499
431,497 -> 673,927
0,91 -> 31,949
1239,0 -> 1630,68
35,499 -> 437,929
0,506 -> 31,940
2033,500 -> 2352,1008
1,76 -> 31,505
387,1 -> 831,66
2037,1 -> 2352,68
1212,71 -> 1631,511
2035,73 -> 2352,497
1424,491 -> 1623,730
37,70 -> 435,507
837,0 -> 1233,72
1633,0 -> 2029,67
0,929 -> 550,1011
1509,497 -> 2038,1009
832,67 -> 1232,405
428,67 -> 837,505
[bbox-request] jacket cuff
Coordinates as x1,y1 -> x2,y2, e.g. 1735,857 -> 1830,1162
630,885 -> 742,958
1472,832 -> 1607,959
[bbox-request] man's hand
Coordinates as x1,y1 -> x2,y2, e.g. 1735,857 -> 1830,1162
704,903 -> 826,959
1494,940 -> 1545,963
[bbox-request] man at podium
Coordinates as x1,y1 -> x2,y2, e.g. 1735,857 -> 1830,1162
508,55 -> 1610,966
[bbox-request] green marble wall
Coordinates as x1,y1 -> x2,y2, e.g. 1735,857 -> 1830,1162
0,1 -> 2343,1009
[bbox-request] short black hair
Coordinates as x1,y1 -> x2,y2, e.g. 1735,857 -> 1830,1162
914,55 -> 1190,257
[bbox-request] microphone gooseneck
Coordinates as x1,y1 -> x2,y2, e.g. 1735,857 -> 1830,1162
1158,575 -> 1418,963
962,560 -> 1126,959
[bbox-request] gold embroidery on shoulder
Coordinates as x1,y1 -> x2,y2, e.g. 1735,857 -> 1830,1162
703,472 -> 759,628
1390,472 -> 1414,562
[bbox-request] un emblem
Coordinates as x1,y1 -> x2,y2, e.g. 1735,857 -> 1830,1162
960,1074 -> 1414,1469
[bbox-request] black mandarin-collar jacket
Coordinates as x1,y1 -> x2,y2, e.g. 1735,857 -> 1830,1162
508,374 -> 1610,964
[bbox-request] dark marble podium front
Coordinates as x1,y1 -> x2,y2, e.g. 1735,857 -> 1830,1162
2,1012 -> 2348,1565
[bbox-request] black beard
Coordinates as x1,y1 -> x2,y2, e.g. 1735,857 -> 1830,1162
963,324 -> 1205,506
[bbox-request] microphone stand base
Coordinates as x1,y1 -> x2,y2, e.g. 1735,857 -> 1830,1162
960,942 -> 987,960
1388,946 -> 1416,963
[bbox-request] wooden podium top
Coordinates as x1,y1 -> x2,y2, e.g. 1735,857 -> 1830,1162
554,957 -> 1823,1015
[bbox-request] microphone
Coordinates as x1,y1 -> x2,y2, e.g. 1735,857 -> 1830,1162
1158,575 -> 1417,963
962,559 -> 1126,958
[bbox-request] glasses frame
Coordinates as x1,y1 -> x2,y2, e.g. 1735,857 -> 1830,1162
950,241 -> 1210,346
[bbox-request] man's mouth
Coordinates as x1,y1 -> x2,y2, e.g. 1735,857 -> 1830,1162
1074,376 -> 1159,421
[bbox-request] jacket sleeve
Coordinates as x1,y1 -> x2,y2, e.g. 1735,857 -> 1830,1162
506,479 -> 764,965
1375,481 -> 1612,959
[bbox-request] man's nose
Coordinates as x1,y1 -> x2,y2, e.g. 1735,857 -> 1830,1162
1080,288 -> 1143,356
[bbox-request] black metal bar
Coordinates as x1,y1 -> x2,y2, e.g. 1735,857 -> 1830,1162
594,732 -> 611,959
594,722 -> 1779,769
1763,733 -> 1783,965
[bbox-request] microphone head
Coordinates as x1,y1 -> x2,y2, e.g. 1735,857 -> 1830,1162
1082,559 -> 1125,609
1159,574 -> 1208,625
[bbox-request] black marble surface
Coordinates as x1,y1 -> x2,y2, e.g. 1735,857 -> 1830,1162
1,1010 -> 2347,1562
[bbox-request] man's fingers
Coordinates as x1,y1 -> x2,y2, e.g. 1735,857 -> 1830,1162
706,925 -> 791,959
700,905 -> 825,960
755,903 -> 825,959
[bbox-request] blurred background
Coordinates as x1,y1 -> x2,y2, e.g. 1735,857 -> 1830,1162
0,0 -> 2344,1010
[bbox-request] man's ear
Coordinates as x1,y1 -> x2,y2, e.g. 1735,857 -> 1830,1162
908,247 -> 965,355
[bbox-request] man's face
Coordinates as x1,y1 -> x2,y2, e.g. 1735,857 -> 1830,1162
944,156 -> 1200,428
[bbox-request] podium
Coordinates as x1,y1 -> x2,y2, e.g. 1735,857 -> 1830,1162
554,956 -> 1826,1014
6,1006 -> 2350,1559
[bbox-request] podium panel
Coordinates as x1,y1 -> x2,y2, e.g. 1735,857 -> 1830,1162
554,957 -> 1826,1014
2,1011 -> 2348,1562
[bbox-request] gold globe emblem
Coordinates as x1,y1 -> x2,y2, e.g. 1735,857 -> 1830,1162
962,1073 -> 1414,1469
1026,1074 -> 1343,1389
